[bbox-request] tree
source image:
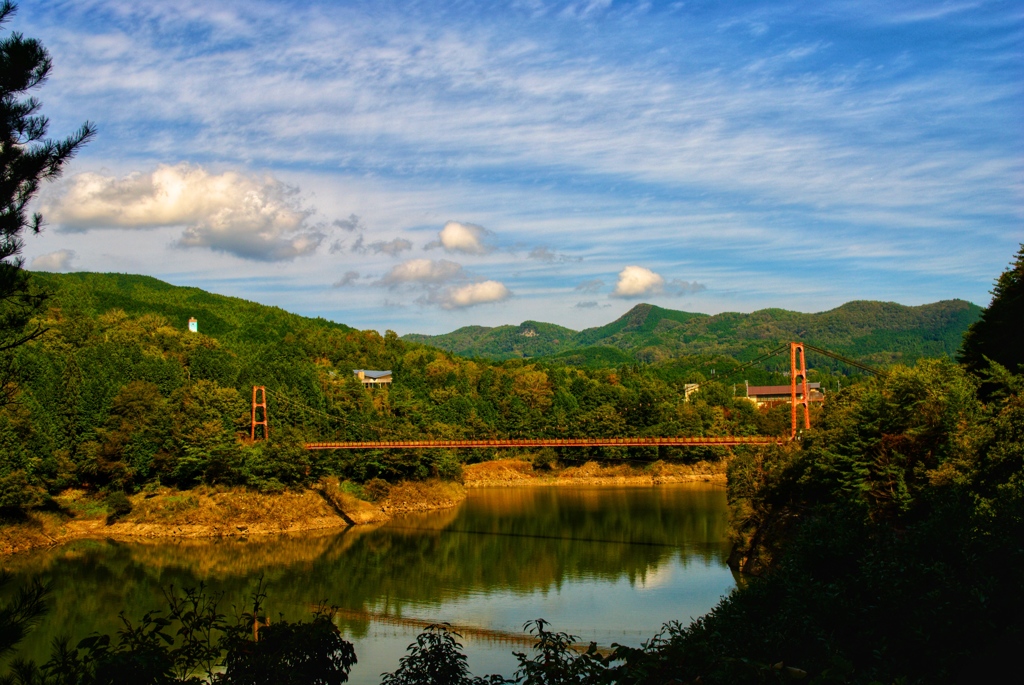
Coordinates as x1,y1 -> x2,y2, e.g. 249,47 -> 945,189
1,0 -> 94,401
959,244 -> 1024,379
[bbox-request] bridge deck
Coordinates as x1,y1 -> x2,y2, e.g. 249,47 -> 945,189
304,436 -> 780,450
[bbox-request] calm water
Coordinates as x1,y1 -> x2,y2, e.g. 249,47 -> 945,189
1,484 -> 736,683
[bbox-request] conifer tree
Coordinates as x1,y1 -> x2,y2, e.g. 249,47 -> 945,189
1,0 -> 94,401
960,244 -> 1024,377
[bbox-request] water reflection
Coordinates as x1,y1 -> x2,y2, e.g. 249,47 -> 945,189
1,484 -> 735,683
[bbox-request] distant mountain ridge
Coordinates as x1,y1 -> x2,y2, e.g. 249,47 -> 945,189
403,300 -> 983,366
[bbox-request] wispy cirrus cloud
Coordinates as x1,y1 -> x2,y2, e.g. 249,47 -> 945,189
574,279 -> 605,293
528,246 -> 580,263
17,0 -> 1020,332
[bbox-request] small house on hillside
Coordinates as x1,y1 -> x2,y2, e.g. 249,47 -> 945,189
745,382 -> 824,407
353,369 -> 392,388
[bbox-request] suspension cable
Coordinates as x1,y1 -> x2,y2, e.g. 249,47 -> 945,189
802,343 -> 887,376
691,340 -> 886,391
699,344 -> 790,387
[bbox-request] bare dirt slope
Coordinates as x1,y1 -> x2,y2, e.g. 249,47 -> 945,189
462,458 -> 727,487
0,480 -> 467,557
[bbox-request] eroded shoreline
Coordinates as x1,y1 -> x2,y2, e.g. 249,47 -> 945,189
1,459 -> 727,557
462,458 -> 727,488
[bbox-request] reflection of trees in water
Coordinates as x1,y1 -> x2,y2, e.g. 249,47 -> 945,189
328,485 -> 730,612
1,485 -> 729,665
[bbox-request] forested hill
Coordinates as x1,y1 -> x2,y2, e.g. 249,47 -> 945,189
404,300 -> 982,365
3,270 -> 802,500
28,272 -> 353,345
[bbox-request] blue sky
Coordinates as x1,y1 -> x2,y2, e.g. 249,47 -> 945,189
16,0 -> 1023,334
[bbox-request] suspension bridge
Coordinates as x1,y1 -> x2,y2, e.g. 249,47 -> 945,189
250,342 -> 883,450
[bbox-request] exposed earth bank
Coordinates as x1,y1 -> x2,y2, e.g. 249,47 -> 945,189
0,479 -> 465,557
462,458 -> 727,487
1,459 -> 727,557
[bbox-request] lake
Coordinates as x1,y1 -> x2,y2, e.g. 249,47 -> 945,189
1,483 -> 736,683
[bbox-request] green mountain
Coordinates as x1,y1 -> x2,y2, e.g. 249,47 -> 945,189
28,271 -> 353,345
404,300 -> 983,367
2,271 -> 812,501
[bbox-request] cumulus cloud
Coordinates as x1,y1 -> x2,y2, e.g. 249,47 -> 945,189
378,258 -> 465,287
575,278 -> 605,293
44,164 -> 323,261
425,281 -> 512,309
30,249 -> 76,272
333,271 -> 360,287
611,265 -> 665,298
426,221 -> 493,254
376,256 -> 509,309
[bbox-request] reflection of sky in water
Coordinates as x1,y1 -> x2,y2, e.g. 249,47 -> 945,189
378,556 -> 732,641
346,554 -> 735,684
2,485 -> 736,685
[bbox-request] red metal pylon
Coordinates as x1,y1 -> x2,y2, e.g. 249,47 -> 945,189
251,386 -> 268,440
790,342 -> 810,439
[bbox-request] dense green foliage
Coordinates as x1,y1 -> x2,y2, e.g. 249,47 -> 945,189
611,360 -> 1022,683
960,243 -> 1024,378
380,361 -> 1024,684
2,272 -> 805,499
2,261 -> 1013,683
0,1 -> 93,403
0,583 -> 356,684
405,299 -> 981,370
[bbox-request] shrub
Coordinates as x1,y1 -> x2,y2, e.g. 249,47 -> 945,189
363,478 -> 390,502
0,470 -> 47,511
104,490 -> 132,520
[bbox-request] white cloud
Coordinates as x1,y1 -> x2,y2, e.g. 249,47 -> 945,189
434,280 -> 511,309
44,164 -> 323,261
378,258 -> 465,287
30,249 -> 76,272
427,221 -> 492,255
612,266 -> 665,298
